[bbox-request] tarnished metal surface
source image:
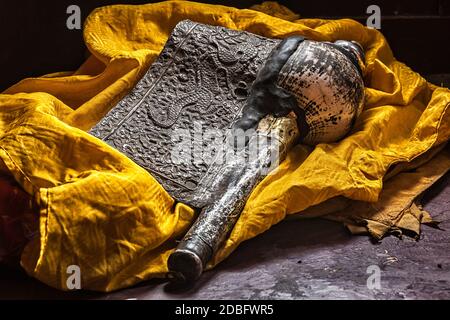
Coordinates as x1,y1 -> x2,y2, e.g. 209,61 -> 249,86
179,114 -> 300,259
89,20 -> 279,207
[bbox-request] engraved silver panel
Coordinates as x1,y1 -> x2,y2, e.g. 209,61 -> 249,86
89,20 -> 279,207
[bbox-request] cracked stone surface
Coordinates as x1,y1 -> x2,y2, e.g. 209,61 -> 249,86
0,171 -> 448,300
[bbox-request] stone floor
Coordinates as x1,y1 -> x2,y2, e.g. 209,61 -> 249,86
0,171 -> 448,300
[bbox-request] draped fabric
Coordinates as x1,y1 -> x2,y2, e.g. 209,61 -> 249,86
0,1 -> 448,291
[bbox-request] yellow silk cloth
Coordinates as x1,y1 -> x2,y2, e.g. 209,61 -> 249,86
0,1 -> 449,291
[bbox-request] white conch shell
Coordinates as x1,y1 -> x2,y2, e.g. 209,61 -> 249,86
277,40 -> 365,145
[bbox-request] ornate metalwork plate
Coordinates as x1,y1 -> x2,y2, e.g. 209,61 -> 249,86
89,20 -> 279,207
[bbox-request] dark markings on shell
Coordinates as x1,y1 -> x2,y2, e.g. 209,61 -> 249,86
277,40 -> 364,145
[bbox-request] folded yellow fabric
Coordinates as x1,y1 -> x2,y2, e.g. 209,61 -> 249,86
293,145 -> 449,238
1,1 -> 449,291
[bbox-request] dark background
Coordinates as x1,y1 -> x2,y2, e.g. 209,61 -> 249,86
0,0 -> 449,91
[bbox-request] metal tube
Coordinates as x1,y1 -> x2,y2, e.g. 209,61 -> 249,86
168,114 -> 299,282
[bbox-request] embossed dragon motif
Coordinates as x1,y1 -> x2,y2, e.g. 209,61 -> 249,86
147,28 -> 261,128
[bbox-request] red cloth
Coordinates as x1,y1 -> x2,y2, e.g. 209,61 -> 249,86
0,175 -> 38,265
